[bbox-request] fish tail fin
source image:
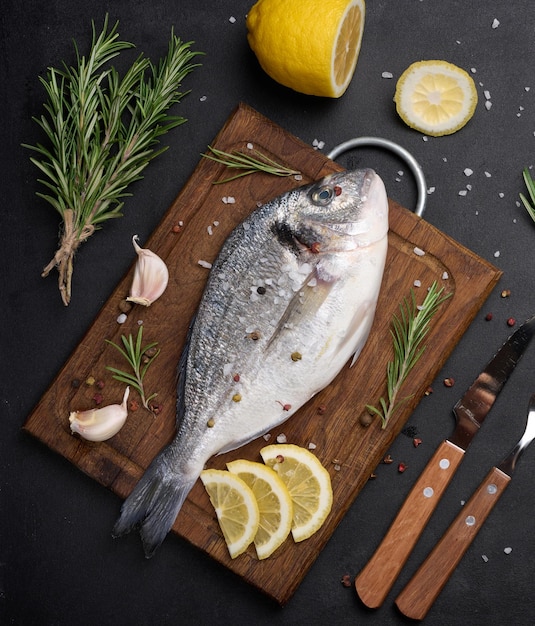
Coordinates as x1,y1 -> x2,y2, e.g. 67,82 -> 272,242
112,450 -> 196,558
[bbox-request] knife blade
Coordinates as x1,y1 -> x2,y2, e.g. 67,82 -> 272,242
395,393 -> 535,620
355,314 -> 535,609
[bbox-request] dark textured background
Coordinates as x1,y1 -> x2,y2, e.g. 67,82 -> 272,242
2,1 -> 535,624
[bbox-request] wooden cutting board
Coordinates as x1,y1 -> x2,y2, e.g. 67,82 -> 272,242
24,103 -> 501,605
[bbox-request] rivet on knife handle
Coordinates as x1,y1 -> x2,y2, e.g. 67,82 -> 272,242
394,466 -> 510,620
354,440 -> 464,608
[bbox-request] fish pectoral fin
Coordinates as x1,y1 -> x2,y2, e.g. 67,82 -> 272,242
341,301 -> 375,367
266,271 -> 332,349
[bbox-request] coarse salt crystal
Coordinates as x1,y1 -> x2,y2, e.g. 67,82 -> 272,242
308,442 -> 317,450
485,100 -> 492,111
276,433 -> 287,444
504,547 -> 513,554
442,271 -> 449,280
294,174 -> 303,181
470,67 -> 476,74
207,225 -> 213,236
382,71 -> 393,79
198,259 -> 213,269
422,136 -> 429,142
492,18 -> 500,29
525,87 -> 531,92
458,189 -> 468,196
117,313 -> 127,324
263,433 -> 271,442
213,220 -> 220,227
413,247 -> 425,256
413,279 -> 422,288
494,251 -> 500,258
484,90 -> 491,100
199,95 -> 207,102
466,184 -> 472,191
427,187 -> 436,194
482,554 -> 489,562
464,168 -> 473,176
246,142 -> 254,150
485,171 -> 492,177
499,192 -> 505,198
229,16 -> 236,23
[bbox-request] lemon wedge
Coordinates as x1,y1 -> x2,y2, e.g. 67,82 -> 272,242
394,60 -> 478,136
260,444 -> 333,542
200,469 -> 260,559
246,0 -> 366,98
227,459 -> 293,559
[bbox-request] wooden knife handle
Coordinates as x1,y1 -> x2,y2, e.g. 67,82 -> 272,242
395,466 -> 511,620
355,440 -> 465,608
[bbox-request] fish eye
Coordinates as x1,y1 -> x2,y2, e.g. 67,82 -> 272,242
311,185 -> 335,206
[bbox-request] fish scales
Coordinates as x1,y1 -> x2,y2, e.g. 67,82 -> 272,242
113,168 -> 389,557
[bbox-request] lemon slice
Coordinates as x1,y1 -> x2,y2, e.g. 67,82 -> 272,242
394,60 -> 478,136
200,469 -> 260,559
227,459 -> 293,559
260,444 -> 333,542
246,0 -> 366,98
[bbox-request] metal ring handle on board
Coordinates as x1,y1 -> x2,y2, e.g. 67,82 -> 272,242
327,137 -> 427,217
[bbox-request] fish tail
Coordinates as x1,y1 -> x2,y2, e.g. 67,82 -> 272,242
113,450 -> 196,558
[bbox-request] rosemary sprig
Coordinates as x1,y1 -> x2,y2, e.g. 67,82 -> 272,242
24,15 -> 201,305
202,145 -> 301,183
519,167 -> 535,223
105,326 -> 160,411
366,281 -> 451,429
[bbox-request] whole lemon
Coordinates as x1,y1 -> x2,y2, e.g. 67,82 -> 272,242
246,0 -> 365,98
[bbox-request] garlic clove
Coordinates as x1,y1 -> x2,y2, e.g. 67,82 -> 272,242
126,235 -> 169,306
69,387 -> 130,442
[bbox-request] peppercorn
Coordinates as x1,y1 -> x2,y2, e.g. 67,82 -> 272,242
118,299 -> 133,314
359,412 -> 374,427
444,377 -> 455,387
507,317 -> 516,327
341,574 -> 352,588
485,312 -> 493,321
256,286 -> 266,295
291,351 -> 302,362
317,404 -> 327,415
398,462 -> 407,473
383,454 -> 393,464
413,438 -> 423,447
501,289 -> 511,298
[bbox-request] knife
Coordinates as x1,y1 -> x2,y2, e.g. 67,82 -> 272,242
355,314 -> 535,609
395,393 -> 535,620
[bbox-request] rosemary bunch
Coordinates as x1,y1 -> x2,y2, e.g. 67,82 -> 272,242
105,326 -> 159,411
366,281 -> 451,429
202,145 -> 301,183
24,16 -> 201,305
520,167 -> 535,223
